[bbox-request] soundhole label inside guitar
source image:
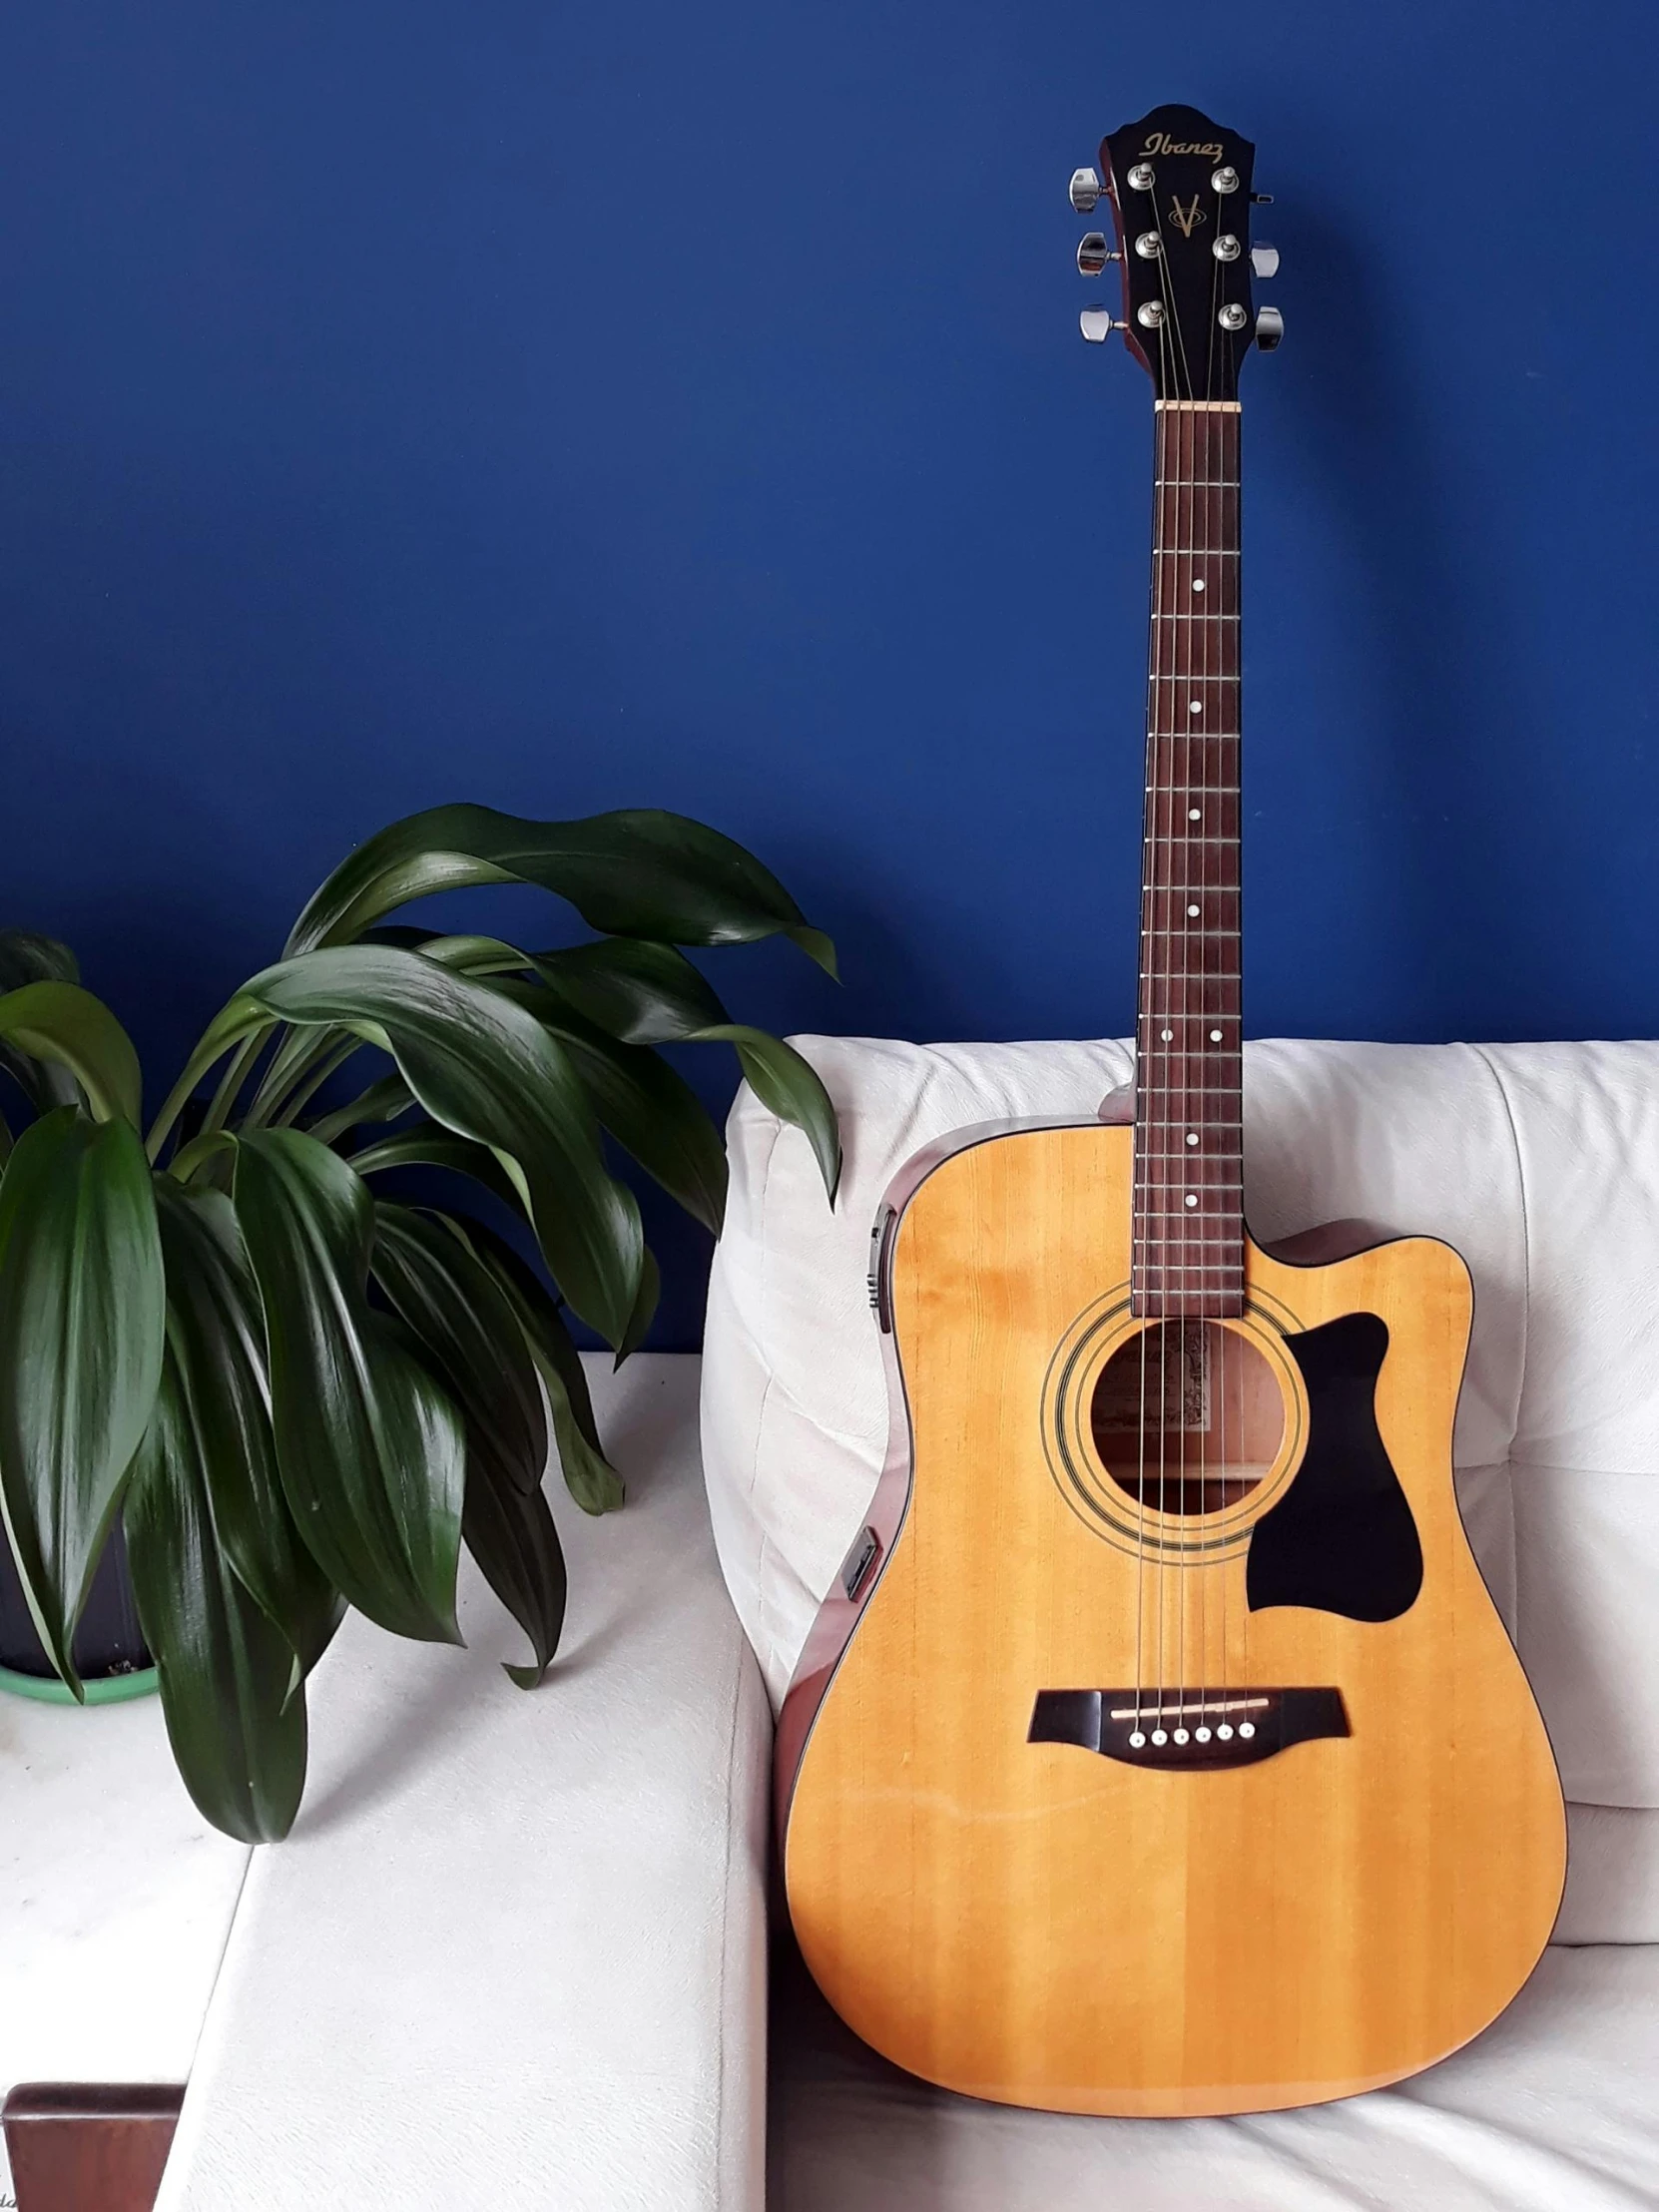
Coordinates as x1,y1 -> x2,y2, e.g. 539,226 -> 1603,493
1090,1318 -> 1284,1516
1042,1288 -> 1308,1559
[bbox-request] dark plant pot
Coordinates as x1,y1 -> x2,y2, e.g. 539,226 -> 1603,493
0,1515 -> 157,1704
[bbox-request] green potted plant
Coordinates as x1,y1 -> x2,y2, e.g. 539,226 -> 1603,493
0,805 -> 837,1841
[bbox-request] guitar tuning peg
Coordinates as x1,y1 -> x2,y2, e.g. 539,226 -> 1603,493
1070,166 -> 1104,214
1255,304 -> 1285,351
1076,232 -> 1121,276
1079,306 -> 1124,343
1250,242 -> 1280,279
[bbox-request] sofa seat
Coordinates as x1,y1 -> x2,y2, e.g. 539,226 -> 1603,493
770,1933 -> 1659,2210
80,1354 -> 773,2212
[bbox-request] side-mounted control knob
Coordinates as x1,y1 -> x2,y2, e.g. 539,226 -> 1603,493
1255,304 -> 1285,351
1069,166 -> 1104,213
1076,232 -> 1120,276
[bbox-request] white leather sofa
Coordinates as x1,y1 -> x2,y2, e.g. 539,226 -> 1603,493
703,1034 -> 1659,2208
7,1035 -> 1657,2208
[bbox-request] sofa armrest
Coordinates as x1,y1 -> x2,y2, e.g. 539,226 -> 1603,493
155,1355 -> 771,2212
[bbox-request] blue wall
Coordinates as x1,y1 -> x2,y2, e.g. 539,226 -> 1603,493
3,3 -> 1656,1341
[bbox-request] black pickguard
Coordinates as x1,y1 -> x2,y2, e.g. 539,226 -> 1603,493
1246,1312 -> 1422,1623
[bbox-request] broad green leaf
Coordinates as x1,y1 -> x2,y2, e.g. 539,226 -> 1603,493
236,946 -> 643,1345
346,1124 -> 526,1216
691,1026 -> 839,1203
0,982 -> 143,1126
126,1348 -> 308,1843
462,1449 -> 567,1689
0,929 -> 79,990
458,1223 -> 624,1515
0,1109 -> 165,1691
233,1128 -> 465,1644
494,985 -> 726,1234
0,931 -> 81,1113
147,994 -> 270,1162
284,804 -> 837,976
153,1181 -> 341,1679
371,1205 -> 564,1685
616,1247 -> 661,1364
529,939 -> 731,1044
370,1205 -> 548,1497
305,1072 -> 415,1149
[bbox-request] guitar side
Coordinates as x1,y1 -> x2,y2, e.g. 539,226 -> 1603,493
778,1119 -> 1565,2117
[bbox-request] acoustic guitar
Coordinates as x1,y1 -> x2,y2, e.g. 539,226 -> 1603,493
776,103 -> 1565,2117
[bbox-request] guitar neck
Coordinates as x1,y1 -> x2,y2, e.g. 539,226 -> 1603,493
1133,398 -> 1244,1319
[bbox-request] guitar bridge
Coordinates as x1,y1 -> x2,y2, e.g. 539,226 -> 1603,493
1028,1687 -> 1350,1769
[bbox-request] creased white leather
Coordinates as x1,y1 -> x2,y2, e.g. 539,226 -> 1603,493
700,1035 -> 1659,1833
769,1936 -> 1659,2210
154,1355 -> 770,2212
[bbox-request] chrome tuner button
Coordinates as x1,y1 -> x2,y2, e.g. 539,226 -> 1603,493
1218,302 -> 1248,331
1134,230 -> 1162,259
1255,304 -> 1285,350
1127,162 -> 1155,191
1212,165 -> 1240,194
1136,301 -> 1165,328
1078,305 -> 1122,343
1250,242 -> 1281,279
1069,166 -> 1104,213
1212,233 -> 1241,262
1076,232 -> 1119,276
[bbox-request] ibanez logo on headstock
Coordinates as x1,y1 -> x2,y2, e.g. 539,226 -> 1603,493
1069,101 -> 1281,400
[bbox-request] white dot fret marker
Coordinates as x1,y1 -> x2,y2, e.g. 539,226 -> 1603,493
1209,1028 -> 1223,1042
1160,1028 -> 1174,1042
1188,700 -> 1202,714
1184,1194 -> 1198,1208
1186,902 -> 1200,917
1188,807 -> 1201,821
1192,578 -> 1206,593
1186,1132 -> 1199,1146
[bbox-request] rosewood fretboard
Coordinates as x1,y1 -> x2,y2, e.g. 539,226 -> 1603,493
1133,399 -> 1243,1319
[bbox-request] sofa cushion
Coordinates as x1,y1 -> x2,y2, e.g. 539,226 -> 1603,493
768,1933 -> 1659,2212
155,1355 -> 772,2212
700,1035 -> 1659,1843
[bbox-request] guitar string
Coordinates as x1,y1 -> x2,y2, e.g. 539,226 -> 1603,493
1212,208 -> 1238,1734
1133,377 -> 1159,1742
1154,200 -> 1185,1736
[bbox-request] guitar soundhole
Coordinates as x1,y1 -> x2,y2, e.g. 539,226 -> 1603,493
1089,1321 -> 1285,1516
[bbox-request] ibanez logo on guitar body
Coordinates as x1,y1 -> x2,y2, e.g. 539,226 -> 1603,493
776,101 -> 1565,2118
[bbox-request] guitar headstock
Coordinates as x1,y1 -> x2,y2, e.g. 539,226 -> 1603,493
1071,103 -> 1280,399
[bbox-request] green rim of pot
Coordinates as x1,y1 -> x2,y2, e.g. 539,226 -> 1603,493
0,1662 -> 160,1705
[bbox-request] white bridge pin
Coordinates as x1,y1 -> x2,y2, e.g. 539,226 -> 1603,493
1172,1728 -> 1190,1745
1151,1728 -> 1168,1746
1195,1726 -> 1212,1742
1217,1724 -> 1234,1740
1239,1721 -> 1256,1740
1128,1730 -> 1146,1749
